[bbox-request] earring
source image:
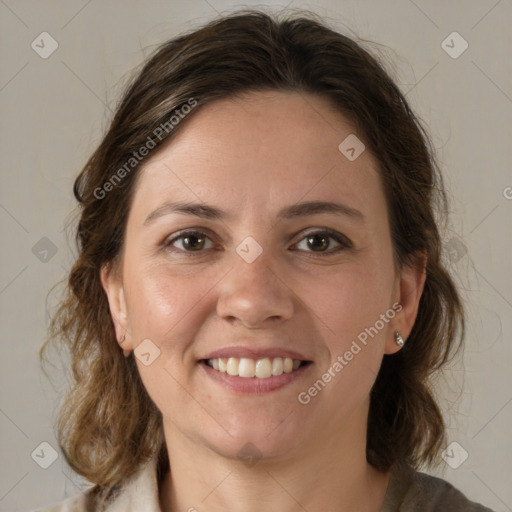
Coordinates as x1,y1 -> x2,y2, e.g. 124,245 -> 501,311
394,331 -> 405,347
119,335 -> 130,357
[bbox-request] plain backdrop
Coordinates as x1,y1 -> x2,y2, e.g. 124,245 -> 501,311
1,1 -> 511,511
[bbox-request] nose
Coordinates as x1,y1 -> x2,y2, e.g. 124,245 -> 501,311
216,250 -> 295,328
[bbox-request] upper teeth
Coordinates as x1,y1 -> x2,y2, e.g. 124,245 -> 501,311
207,357 -> 302,378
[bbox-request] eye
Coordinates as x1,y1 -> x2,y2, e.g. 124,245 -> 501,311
163,229 -> 351,256
165,231 -> 214,252
292,230 -> 351,255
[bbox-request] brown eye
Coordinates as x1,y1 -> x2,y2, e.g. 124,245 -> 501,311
293,230 -> 351,255
166,231 -> 214,252
182,233 -> 205,250
307,233 -> 330,251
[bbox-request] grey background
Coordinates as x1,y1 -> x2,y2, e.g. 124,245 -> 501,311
1,1 -> 511,511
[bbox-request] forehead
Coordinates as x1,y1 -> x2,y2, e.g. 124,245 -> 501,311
131,91 -> 384,219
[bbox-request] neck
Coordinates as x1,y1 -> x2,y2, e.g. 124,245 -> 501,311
158,404 -> 390,512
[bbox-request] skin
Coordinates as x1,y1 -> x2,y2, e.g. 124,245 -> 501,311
101,90 -> 426,512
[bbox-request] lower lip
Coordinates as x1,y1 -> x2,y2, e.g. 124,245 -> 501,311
199,361 -> 312,394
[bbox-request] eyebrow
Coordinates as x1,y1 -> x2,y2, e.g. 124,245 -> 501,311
144,200 -> 365,226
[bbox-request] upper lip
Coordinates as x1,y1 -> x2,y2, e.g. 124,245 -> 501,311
201,346 -> 311,361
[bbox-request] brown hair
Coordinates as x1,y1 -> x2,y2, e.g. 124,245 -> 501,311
41,9 -> 464,507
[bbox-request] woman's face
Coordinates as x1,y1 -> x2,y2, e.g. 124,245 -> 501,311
102,91 -> 424,461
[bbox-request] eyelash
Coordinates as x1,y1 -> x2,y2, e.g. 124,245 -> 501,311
163,229 -> 352,257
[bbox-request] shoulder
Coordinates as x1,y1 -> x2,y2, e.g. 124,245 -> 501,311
27,454 -> 162,512
406,471 -> 494,511
382,461 -> 495,512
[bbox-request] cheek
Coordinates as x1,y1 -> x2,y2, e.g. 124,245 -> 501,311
123,264 -> 218,400
123,260 -> 218,346
294,263 -> 394,431
305,263 -> 394,408
301,260 -> 394,342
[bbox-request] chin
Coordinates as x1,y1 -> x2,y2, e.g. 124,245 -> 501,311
202,415 -> 308,464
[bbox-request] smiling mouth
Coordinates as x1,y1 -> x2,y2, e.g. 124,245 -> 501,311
202,357 -> 311,379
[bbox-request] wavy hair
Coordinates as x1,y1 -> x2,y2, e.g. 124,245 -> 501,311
41,9 -> 464,508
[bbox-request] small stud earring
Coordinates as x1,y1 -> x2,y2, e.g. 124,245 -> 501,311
394,331 -> 405,347
119,335 -> 130,357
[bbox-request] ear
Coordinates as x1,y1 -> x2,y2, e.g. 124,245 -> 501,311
385,251 -> 427,355
100,262 -> 131,352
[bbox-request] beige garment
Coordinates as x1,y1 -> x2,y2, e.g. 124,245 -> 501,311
29,455 -> 495,512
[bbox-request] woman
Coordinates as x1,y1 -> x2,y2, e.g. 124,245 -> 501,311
36,10 -> 494,512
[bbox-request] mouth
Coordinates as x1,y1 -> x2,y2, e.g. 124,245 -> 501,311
202,356 -> 311,379
199,356 -> 313,394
